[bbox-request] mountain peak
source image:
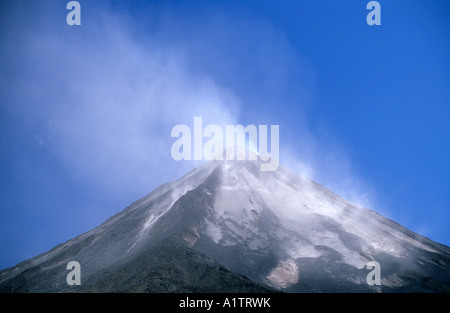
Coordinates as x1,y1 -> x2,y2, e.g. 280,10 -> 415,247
1,157 -> 449,292
205,144 -> 279,172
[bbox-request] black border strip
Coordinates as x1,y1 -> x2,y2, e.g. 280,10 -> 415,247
1,292 -> 447,311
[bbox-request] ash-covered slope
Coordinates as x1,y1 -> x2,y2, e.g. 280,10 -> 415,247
1,155 -> 449,292
190,158 -> 450,292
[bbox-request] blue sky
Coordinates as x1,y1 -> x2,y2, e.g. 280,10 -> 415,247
0,0 -> 449,270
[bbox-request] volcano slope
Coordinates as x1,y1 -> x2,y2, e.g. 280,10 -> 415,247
1,157 -> 449,292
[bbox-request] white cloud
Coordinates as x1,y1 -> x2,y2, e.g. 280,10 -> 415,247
2,2 -> 377,213
8,8 -> 241,198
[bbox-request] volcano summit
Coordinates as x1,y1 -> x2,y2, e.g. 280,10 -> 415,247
1,154 -> 449,292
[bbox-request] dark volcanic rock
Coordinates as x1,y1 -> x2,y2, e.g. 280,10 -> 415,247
1,156 -> 449,292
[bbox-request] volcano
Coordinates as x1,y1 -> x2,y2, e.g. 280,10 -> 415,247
1,153 -> 449,292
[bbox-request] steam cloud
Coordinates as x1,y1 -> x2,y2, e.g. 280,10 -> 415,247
1,1 -> 377,217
